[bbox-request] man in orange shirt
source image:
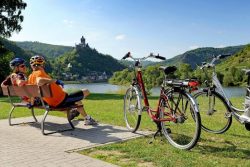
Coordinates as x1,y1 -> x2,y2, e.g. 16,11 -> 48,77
28,55 -> 97,125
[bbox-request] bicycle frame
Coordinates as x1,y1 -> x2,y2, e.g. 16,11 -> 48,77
202,56 -> 250,123
134,65 -> 186,123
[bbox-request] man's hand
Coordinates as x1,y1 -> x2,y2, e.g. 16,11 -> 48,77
55,79 -> 64,88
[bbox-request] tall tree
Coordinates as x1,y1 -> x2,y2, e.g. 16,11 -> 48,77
0,0 -> 27,37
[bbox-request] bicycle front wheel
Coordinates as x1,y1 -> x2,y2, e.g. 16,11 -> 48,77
194,90 -> 232,134
124,87 -> 142,132
160,90 -> 201,150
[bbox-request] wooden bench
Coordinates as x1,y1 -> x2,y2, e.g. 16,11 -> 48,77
1,84 -> 82,135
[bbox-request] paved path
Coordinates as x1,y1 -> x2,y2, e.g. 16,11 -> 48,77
0,116 -> 152,167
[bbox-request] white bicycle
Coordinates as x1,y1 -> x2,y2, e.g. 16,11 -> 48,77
194,54 -> 250,133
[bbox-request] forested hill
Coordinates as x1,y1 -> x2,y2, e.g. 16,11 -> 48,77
52,46 -> 126,79
214,44 -> 250,86
16,41 -> 73,59
162,45 -> 246,68
0,38 -> 125,81
0,38 -> 54,74
0,37 -> 34,61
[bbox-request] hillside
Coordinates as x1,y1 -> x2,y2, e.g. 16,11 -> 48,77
214,44 -> 250,86
16,41 -> 73,59
0,38 -> 56,74
217,45 -> 250,70
52,46 -> 126,80
161,45 -> 246,68
0,37 -> 34,61
0,38 -> 125,81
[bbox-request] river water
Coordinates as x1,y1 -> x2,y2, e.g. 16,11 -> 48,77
64,83 -> 246,98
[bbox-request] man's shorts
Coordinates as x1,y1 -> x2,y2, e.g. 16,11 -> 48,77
57,90 -> 84,107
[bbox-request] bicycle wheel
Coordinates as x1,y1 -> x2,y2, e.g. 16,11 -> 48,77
124,86 -> 142,132
194,90 -> 232,134
159,90 -> 201,150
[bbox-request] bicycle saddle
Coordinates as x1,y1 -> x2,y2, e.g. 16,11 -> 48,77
242,69 -> 250,76
159,66 -> 177,75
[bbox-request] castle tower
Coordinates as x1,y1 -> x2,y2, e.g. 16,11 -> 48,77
80,36 -> 86,47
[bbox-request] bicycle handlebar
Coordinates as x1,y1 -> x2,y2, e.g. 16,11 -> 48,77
154,54 -> 166,60
200,54 -> 231,69
122,52 -> 131,59
122,52 -> 166,61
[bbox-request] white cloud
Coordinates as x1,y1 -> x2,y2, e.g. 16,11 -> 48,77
62,19 -> 74,28
115,34 -> 126,40
217,44 -> 225,48
189,45 -> 199,50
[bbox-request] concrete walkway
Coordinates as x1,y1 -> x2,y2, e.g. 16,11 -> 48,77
0,116 -> 152,167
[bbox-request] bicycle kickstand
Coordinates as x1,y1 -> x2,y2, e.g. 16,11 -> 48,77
149,122 -> 163,144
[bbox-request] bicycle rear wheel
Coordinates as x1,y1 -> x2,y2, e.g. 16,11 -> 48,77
194,90 -> 232,134
160,90 -> 201,150
124,87 -> 142,132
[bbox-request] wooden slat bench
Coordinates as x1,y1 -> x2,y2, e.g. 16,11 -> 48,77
1,84 -> 82,135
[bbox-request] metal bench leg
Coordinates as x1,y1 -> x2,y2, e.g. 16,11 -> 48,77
9,106 -> 15,126
41,109 -> 49,135
41,109 -> 75,135
67,110 -> 75,129
30,107 -> 38,122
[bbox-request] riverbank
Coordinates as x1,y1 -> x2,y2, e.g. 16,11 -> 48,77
63,80 -> 109,84
63,82 -> 246,98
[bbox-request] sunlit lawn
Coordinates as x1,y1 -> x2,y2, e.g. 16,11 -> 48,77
0,94 -> 249,167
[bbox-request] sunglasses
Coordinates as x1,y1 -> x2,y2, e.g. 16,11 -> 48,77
19,64 -> 26,68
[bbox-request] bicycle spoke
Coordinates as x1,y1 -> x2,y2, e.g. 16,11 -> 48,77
124,87 -> 142,132
194,90 -> 232,134
160,91 -> 201,150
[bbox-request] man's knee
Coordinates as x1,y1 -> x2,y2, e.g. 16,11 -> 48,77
82,89 -> 90,97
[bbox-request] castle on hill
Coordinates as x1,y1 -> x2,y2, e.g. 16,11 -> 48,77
75,36 -> 89,50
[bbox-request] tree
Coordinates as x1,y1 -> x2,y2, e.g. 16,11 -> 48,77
0,44 -> 14,85
177,63 -> 193,79
0,0 -> 27,37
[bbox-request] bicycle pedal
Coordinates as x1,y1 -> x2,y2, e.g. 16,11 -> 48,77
142,106 -> 148,112
225,112 -> 232,118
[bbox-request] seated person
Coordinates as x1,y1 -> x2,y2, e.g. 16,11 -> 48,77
1,58 -> 41,106
1,58 -> 30,102
28,55 -> 97,125
1,58 -> 27,86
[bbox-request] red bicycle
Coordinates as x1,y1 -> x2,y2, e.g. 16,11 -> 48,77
122,52 -> 201,150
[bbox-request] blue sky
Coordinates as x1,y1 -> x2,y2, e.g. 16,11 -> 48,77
9,0 -> 250,60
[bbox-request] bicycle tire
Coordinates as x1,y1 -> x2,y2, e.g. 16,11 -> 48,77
160,90 -> 201,150
194,90 -> 232,134
124,86 -> 142,132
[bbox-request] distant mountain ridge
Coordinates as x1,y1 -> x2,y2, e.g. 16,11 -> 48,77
161,45 -> 246,68
16,41 -> 74,59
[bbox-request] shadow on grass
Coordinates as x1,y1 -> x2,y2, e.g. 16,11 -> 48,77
87,93 -> 159,100
87,93 -> 124,100
0,96 -> 19,103
196,137 -> 250,159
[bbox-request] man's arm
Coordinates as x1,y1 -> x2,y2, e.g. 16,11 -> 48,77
36,77 -> 56,86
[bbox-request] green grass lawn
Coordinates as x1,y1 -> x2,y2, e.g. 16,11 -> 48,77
0,94 -> 249,167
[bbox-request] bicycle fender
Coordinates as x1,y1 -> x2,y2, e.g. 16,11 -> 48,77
131,86 -> 143,115
185,93 -> 200,113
